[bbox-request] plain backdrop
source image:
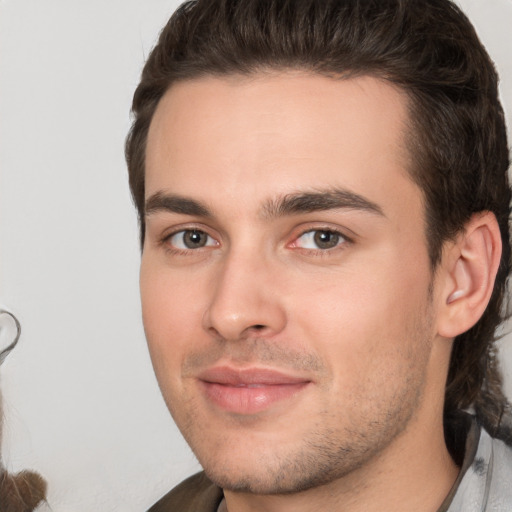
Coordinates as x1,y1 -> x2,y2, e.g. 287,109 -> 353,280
0,1 -> 511,510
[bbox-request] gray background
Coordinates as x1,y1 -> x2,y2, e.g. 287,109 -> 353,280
0,1 -> 511,510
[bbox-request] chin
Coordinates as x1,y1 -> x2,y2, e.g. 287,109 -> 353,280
195,437 -> 376,495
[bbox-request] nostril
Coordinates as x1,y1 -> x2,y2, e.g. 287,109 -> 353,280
252,325 -> 265,331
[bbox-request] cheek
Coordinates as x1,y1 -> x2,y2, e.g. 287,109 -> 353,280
289,250 -> 432,385
139,261 -> 208,373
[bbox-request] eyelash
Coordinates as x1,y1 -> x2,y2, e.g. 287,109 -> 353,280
159,226 -> 352,256
290,227 -> 352,255
160,227 -> 218,255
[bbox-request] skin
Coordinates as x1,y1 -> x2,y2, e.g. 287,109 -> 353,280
141,73 -> 461,512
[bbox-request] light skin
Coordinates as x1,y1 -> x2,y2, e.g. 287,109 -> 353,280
141,72 -> 501,511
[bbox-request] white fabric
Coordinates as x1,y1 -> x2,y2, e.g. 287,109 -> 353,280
448,428 -> 512,511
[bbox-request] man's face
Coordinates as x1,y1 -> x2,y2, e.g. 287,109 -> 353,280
141,73 -> 442,493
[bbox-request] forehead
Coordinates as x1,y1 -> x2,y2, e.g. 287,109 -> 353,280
145,72 -> 419,221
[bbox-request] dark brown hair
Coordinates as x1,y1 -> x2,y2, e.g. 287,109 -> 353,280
126,0 -> 511,437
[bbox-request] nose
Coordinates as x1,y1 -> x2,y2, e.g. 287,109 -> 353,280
202,249 -> 287,342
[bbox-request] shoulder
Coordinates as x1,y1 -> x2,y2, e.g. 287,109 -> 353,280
485,433 -> 512,509
147,472 -> 223,512
449,424 -> 512,511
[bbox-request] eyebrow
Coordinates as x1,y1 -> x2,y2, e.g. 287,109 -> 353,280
144,187 -> 385,220
145,191 -> 212,217
262,188 -> 385,219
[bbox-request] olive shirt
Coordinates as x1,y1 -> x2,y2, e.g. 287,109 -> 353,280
147,417 -> 512,512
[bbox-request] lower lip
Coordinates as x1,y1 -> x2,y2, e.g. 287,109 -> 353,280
200,381 -> 309,414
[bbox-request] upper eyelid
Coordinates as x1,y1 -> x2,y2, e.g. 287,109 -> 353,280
165,227 -> 217,239
291,224 -> 356,243
160,224 -> 219,240
291,228 -> 350,248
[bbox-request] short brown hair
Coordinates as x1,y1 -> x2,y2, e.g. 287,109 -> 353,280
126,0 -> 511,438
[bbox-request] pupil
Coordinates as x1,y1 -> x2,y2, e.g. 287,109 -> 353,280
184,230 -> 206,248
314,231 -> 339,249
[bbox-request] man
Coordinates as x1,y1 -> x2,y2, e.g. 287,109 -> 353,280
126,0 -> 512,510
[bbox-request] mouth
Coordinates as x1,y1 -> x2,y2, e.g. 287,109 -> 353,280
197,366 -> 311,414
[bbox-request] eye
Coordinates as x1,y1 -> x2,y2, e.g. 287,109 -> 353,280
293,229 -> 346,250
166,229 -> 217,250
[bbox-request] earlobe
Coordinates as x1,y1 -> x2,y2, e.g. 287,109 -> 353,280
437,212 -> 502,339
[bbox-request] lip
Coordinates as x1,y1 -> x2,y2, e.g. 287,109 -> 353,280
197,366 -> 311,414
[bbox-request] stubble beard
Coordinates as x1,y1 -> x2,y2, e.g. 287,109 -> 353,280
200,376 -> 428,495
167,308 -> 434,496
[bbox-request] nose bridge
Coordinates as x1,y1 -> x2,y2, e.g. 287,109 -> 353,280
203,243 -> 286,341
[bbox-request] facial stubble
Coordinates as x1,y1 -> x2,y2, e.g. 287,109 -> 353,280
163,304 -> 435,497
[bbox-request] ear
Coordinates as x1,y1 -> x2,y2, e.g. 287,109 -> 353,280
436,212 -> 502,339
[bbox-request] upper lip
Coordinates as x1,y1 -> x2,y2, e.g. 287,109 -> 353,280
198,366 -> 311,386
